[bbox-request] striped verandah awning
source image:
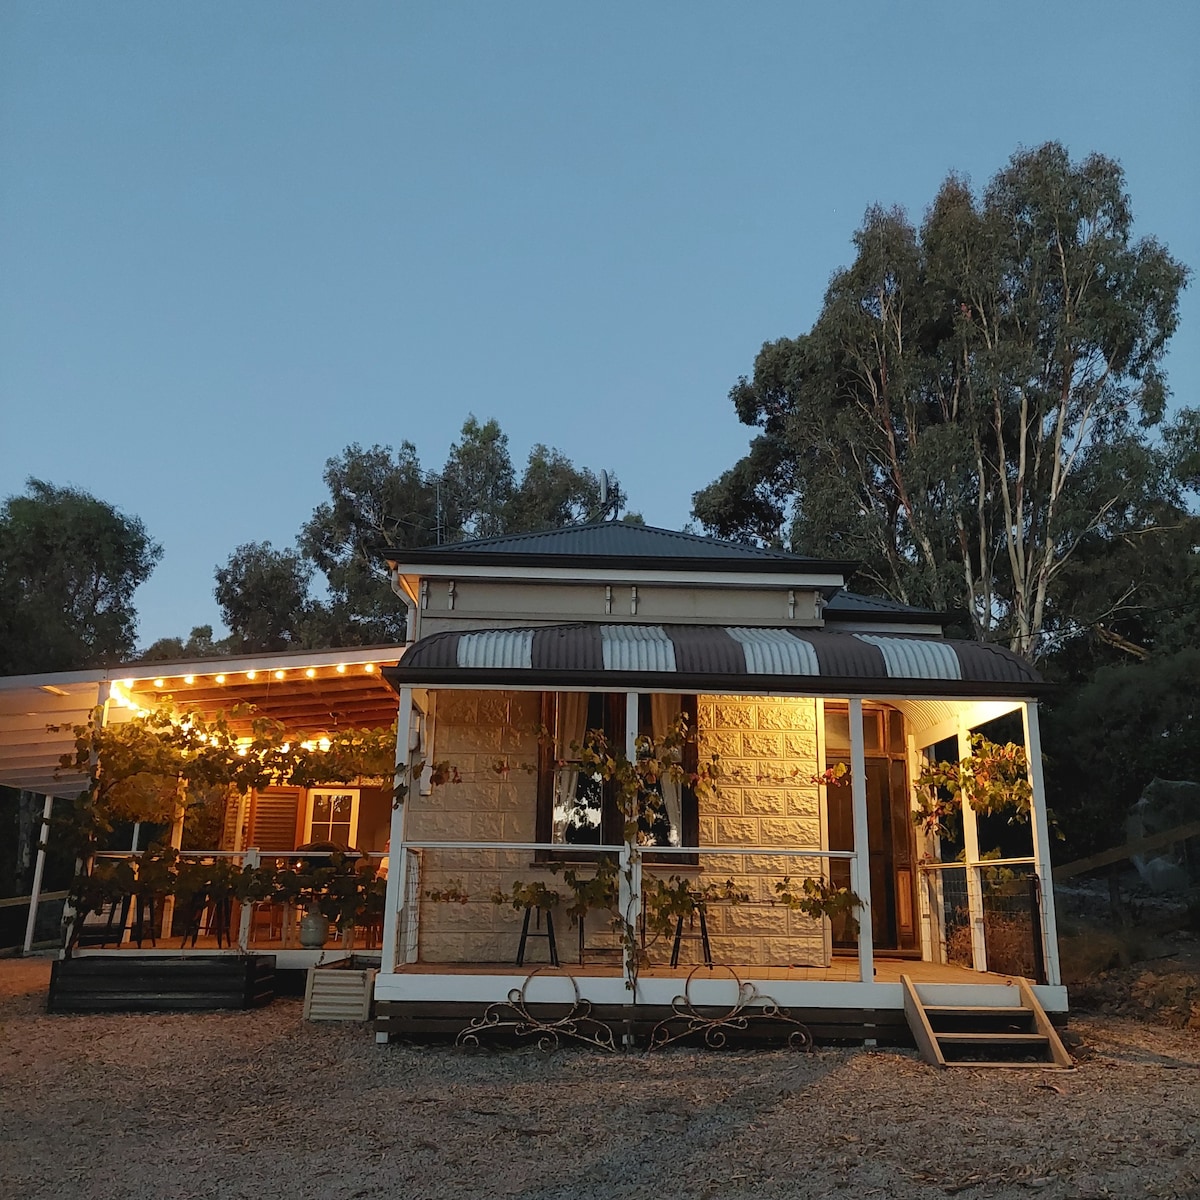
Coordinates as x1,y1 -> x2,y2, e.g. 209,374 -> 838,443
385,623 -> 1041,699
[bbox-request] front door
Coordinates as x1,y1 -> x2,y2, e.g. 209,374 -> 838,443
825,706 -> 919,954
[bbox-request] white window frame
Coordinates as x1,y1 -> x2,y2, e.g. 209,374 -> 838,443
304,787 -> 361,847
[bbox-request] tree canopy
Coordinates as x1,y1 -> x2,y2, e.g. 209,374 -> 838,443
211,417 -> 627,651
694,143 -> 1194,659
0,479 -> 161,674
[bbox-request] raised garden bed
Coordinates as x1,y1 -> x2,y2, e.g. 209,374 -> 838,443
47,954 -> 276,1013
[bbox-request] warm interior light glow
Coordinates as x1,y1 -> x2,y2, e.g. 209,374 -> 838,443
305,667 -> 316,678
317,737 -> 331,752
215,674 -> 226,684
274,670 -> 285,680
153,679 -> 165,688
246,671 -> 257,680
122,678 -> 134,689
183,675 -> 195,685
300,740 -> 315,751
364,663 -> 376,674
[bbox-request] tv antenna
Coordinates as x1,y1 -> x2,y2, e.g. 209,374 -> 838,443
591,470 -> 620,522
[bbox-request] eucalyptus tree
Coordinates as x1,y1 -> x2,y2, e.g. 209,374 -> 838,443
214,541 -> 313,652
694,143 -> 1190,658
0,478 -> 161,674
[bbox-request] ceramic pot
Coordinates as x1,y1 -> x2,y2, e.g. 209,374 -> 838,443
299,907 -> 329,949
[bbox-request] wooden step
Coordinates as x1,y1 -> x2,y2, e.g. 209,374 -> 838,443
946,1060 -> 1066,1070
937,1032 -> 1048,1045
901,974 -> 1073,1070
923,1005 -> 1029,1019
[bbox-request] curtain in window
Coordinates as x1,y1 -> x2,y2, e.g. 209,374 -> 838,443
553,692 -> 590,841
650,693 -> 683,846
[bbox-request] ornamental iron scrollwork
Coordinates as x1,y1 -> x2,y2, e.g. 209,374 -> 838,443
648,966 -> 814,1051
455,968 -> 618,1053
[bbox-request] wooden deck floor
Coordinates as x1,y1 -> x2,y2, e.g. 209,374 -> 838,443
390,958 -> 1013,984
84,937 -> 1012,985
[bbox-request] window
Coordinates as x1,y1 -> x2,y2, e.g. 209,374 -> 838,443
305,788 -> 360,848
535,692 -> 698,861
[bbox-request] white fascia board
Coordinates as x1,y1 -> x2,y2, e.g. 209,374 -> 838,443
399,564 -> 847,590
0,645 -> 407,692
825,621 -> 945,636
373,972 -> 1069,1013
374,972 -> 632,1006
0,669 -> 108,693
117,645 -> 405,681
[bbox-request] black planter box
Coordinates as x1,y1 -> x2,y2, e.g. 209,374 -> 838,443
48,954 -> 276,1013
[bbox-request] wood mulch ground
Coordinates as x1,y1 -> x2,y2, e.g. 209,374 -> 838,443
1,955 -> 1197,1200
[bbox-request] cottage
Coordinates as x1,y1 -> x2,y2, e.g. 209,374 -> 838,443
3,522 -> 1066,1052
373,523 -> 1065,1047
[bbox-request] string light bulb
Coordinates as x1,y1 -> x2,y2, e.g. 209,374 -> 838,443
336,664 -> 346,674
246,671 -> 257,680
305,667 -> 316,678
183,675 -> 195,685
153,679 -> 165,688
363,663 -> 376,674
215,674 -> 226,684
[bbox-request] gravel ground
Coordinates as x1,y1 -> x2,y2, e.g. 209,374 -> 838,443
1,955 -> 1198,1200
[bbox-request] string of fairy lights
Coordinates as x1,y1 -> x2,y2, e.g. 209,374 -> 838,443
106,661 -> 387,743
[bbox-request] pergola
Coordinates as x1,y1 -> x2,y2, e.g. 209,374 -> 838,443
0,645 -> 404,951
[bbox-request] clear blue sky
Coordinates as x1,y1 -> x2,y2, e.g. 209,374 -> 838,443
2,1 -> 1197,647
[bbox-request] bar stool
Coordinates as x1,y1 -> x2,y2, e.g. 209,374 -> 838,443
516,905 -> 559,967
670,893 -> 713,968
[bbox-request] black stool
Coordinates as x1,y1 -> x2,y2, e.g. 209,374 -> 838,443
670,896 -> 713,968
516,906 -> 559,967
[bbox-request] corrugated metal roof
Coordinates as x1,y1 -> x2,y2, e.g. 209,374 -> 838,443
457,629 -> 534,670
386,522 -> 847,566
824,590 -> 943,618
388,623 -> 1042,698
855,633 -> 962,681
600,625 -> 677,672
726,627 -> 821,676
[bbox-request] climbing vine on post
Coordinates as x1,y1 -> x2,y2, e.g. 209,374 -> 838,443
913,733 -> 1033,840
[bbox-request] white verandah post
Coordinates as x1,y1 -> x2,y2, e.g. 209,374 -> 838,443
619,691 -> 641,1002
21,792 -> 55,954
848,698 -> 874,984
1023,700 -> 1062,987
959,723 -> 989,974
381,687 -> 414,975
237,848 -> 259,952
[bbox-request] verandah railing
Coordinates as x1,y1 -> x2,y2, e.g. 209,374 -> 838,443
75,849 -> 389,953
392,840 -> 868,982
917,857 -> 1047,982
